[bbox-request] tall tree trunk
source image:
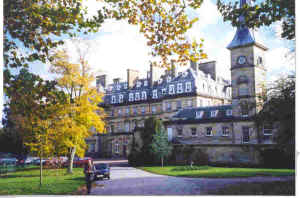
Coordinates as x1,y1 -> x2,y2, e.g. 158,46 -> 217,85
39,152 -> 43,187
67,147 -> 76,174
161,156 -> 164,167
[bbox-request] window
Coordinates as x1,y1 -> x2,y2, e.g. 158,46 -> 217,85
191,128 -> 197,136
186,82 -> 192,92
118,108 -> 122,116
125,122 -> 130,132
177,127 -> 183,136
136,81 -> 142,88
241,103 -> 249,117
119,94 -> 123,103
242,126 -> 250,143
129,93 -> 134,101
169,84 -> 175,95
187,99 -> 193,107
125,108 -> 130,115
89,143 -> 95,152
144,80 -> 148,86
117,122 -> 121,132
111,95 -> 116,104
176,101 -> 182,110
141,106 -> 145,115
226,109 -> 232,116
222,127 -> 230,136
263,123 -> 273,136
124,83 -> 128,89
111,109 -> 114,116
196,111 -> 204,119
206,127 -> 213,136
141,91 -> 147,100
210,110 -> 218,117
152,89 -> 158,99
135,92 -> 140,101
239,86 -> 249,96
133,107 -> 137,115
162,88 -> 167,95
166,102 -> 172,111
167,76 -> 172,83
177,83 -> 183,93
152,106 -> 156,114
116,84 -> 121,90
114,143 -> 120,153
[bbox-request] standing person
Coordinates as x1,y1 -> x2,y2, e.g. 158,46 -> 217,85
84,159 -> 94,194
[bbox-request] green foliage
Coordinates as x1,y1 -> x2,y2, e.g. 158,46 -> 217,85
256,77 -> 295,158
217,0 -> 295,40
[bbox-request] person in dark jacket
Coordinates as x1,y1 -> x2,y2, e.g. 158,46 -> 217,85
84,159 -> 94,194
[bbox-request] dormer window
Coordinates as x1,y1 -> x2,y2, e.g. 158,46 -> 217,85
135,92 -> 140,101
226,109 -> 232,116
116,84 -> 121,90
111,95 -> 116,104
169,84 -> 175,95
158,78 -> 163,84
141,91 -> 147,100
177,83 -> 183,93
129,93 -> 134,102
210,110 -> 218,117
119,94 -> 123,103
136,81 -> 142,88
124,84 -> 128,89
196,111 -> 204,119
152,89 -> 158,99
144,80 -> 148,86
162,88 -> 167,95
183,72 -> 188,77
185,82 -> 192,92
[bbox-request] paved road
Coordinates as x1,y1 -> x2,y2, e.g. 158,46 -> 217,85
91,160 -> 294,195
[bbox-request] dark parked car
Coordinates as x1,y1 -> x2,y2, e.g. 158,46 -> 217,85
94,163 -> 110,180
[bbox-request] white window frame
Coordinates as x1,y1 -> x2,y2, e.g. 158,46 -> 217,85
136,81 -> 141,88
129,93 -> 134,102
222,126 -> 230,136
191,128 -> 197,136
111,95 -> 116,104
115,143 -> 120,153
177,83 -> 183,93
144,80 -> 148,86
124,83 -> 128,89
196,111 -> 204,119
162,88 -> 167,95
116,84 -> 121,90
206,127 -> 213,136
119,94 -> 123,103
135,92 -> 140,101
186,82 -> 192,92
141,91 -> 147,100
152,89 -> 158,99
167,76 -> 172,83
263,124 -> 273,136
226,109 -> 232,116
210,110 -> 218,117
169,84 -> 175,95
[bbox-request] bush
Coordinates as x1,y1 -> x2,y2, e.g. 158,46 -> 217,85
260,148 -> 295,169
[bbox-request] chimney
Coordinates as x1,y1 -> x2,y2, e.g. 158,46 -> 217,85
96,75 -> 106,89
113,78 -> 121,84
150,63 -> 164,86
171,61 -> 177,77
127,69 -> 139,88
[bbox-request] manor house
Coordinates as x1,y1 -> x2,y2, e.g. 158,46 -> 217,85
86,0 -> 275,165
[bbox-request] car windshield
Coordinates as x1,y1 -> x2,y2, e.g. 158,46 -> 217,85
95,164 -> 108,169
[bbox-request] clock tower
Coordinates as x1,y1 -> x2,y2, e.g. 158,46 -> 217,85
227,0 -> 268,118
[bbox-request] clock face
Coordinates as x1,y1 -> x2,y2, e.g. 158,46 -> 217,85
237,56 -> 246,65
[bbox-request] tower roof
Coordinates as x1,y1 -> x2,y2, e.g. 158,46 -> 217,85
227,0 -> 268,50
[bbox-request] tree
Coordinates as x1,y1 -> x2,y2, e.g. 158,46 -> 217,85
217,0 -> 295,40
151,125 -> 173,167
4,68 -> 67,186
255,76 -> 295,166
49,47 -> 106,174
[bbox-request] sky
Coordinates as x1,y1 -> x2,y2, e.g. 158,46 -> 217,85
1,0 -> 297,123
27,0 -> 295,85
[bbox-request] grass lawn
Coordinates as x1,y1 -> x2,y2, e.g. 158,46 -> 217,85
0,166 -> 86,195
139,165 -> 295,178
210,180 -> 295,195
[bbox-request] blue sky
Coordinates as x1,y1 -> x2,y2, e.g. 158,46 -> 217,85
1,0 -> 296,123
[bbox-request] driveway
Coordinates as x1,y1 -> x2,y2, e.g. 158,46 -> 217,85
91,160 -> 294,195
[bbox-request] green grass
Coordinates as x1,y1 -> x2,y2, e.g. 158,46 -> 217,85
139,165 -> 295,178
0,166 -> 86,195
210,180 -> 295,195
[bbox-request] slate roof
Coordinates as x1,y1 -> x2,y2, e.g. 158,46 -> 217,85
227,27 -> 256,49
172,104 -> 233,121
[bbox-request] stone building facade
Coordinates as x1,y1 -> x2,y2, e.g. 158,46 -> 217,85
86,0 -> 275,164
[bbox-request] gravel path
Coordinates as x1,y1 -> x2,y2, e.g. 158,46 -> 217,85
90,163 -> 294,195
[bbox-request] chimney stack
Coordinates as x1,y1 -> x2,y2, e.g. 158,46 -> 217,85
127,69 -> 139,88
113,78 -> 121,84
96,75 -> 107,92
